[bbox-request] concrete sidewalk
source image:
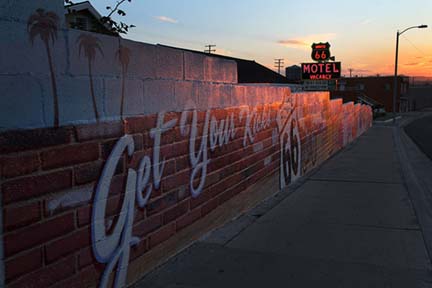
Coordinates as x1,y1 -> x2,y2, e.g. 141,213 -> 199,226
134,125 -> 432,288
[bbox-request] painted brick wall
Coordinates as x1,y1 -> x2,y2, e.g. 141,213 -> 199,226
0,91 -> 372,287
0,1 -> 373,287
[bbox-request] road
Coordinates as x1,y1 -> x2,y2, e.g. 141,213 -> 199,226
405,114 -> 432,160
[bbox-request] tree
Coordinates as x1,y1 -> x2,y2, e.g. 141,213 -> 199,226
65,0 -> 135,35
78,34 -> 104,121
27,9 -> 61,127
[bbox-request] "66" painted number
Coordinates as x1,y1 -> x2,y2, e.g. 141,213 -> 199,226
314,50 -> 328,60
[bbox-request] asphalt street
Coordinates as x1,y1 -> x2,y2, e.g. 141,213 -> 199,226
405,114 -> 432,161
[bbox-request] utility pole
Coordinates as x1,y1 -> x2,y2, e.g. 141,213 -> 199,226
204,45 -> 216,54
274,58 -> 284,74
349,68 -> 353,78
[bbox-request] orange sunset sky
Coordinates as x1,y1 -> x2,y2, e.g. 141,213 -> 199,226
90,0 -> 432,77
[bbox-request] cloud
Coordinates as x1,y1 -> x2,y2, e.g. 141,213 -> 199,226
214,48 -> 233,56
360,18 -> 373,25
414,55 -> 432,60
351,68 -> 371,73
400,61 -> 432,69
402,55 -> 432,67
278,39 -> 307,46
278,33 -> 336,49
154,16 -> 178,24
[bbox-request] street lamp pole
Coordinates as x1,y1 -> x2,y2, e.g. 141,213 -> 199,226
393,25 -> 427,123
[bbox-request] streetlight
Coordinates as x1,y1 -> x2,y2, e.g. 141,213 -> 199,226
393,24 -> 428,123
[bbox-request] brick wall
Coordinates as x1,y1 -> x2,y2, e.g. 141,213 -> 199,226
0,91 -> 372,288
0,2 -> 373,287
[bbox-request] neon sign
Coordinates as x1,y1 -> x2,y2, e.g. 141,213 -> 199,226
302,42 -> 340,80
311,42 -> 332,62
301,62 -> 341,80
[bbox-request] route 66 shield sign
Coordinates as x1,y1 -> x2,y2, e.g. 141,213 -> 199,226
311,42 -> 331,61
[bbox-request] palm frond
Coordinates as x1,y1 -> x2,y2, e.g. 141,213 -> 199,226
46,11 -> 60,23
95,41 -> 104,59
77,33 -> 104,62
117,45 -> 131,70
78,41 -> 84,57
27,8 -> 59,46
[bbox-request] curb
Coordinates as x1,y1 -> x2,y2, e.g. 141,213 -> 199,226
393,118 -> 432,267
373,116 -> 402,124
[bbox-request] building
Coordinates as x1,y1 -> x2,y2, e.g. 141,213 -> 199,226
65,1 -> 117,36
407,84 -> 432,111
331,75 -> 409,113
285,65 -> 301,82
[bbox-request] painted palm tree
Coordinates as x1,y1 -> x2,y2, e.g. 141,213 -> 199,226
77,33 -> 104,122
116,44 -> 131,120
27,9 -> 60,127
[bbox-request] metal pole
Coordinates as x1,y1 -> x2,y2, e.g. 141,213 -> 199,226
393,31 -> 399,124
392,25 -> 427,123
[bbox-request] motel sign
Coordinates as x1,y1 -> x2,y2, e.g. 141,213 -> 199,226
311,42 -> 332,61
302,42 -> 341,80
301,62 -> 341,80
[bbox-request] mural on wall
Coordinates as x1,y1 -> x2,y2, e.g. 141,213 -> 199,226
300,97 -> 337,174
90,96 -> 306,287
239,105 -> 271,148
276,93 -> 301,188
27,9 -> 60,127
93,110 -> 182,287
92,135 -> 138,288
0,92 -> 370,288
78,33 -> 104,122
180,109 -> 237,197
2,8 -> 372,287
342,104 -> 354,146
117,44 -> 131,120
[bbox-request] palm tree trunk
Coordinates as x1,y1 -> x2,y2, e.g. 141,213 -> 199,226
45,43 -> 59,127
120,69 -> 125,120
88,59 -> 100,122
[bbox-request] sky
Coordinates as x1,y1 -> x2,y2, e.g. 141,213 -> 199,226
90,0 -> 432,77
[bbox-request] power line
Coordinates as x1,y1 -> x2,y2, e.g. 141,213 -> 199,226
204,44 -> 216,54
274,58 -> 284,74
401,34 -> 427,56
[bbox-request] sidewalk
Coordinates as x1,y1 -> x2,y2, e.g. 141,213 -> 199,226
134,124 -> 432,288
